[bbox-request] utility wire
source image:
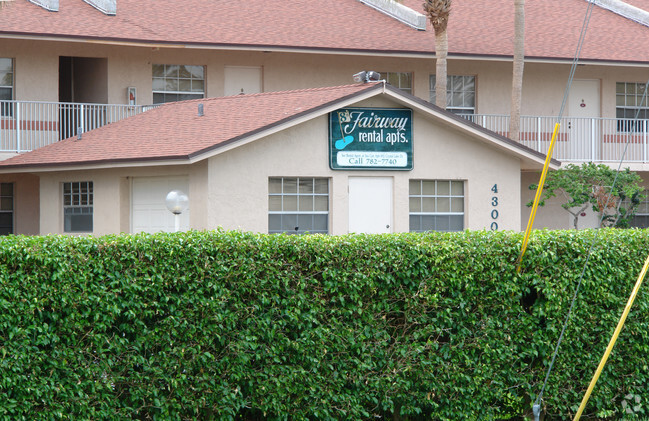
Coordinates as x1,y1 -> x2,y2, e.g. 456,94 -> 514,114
533,81 -> 649,421
530,1 -> 597,417
517,0 -> 595,271
570,81 -> 649,420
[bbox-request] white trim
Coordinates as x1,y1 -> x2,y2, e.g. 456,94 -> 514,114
589,0 -> 649,27
0,159 -> 194,173
28,0 -> 58,11
83,0 -> 116,15
357,0 -> 427,30
380,89 -> 561,170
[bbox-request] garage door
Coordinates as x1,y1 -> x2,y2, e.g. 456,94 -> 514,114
131,176 -> 190,233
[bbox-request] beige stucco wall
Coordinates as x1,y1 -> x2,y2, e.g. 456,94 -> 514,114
5,38 -> 648,119
521,170 -> 580,230
37,162 -> 208,235
0,173 -> 39,235
207,97 -> 522,234
6,38 -> 649,234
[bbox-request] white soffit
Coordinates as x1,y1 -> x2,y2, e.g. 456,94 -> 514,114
589,0 -> 649,27
358,0 -> 427,30
28,0 -> 58,11
83,0 -> 116,15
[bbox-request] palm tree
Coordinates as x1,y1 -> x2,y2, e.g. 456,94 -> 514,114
509,0 -> 525,141
423,0 -> 452,109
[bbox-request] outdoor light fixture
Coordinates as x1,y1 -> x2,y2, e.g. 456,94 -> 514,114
165,190 -> 189,232
352,70 -> 381,83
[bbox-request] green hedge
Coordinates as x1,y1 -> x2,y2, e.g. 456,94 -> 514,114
1,229 -> 648,420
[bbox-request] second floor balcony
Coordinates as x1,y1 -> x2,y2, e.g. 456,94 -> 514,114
0,100 -> 157,154
2,100 -> 649,167
463,114 -> 649,166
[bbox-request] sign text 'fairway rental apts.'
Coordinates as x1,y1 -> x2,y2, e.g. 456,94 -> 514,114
329,108 -> 413,170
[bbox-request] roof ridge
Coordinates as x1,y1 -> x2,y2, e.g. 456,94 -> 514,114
162,83 -> 381,105
215,83 -> 381,100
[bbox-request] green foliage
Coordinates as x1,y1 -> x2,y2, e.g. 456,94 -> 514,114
1,229 -> 649,419
528,162 -> 645,229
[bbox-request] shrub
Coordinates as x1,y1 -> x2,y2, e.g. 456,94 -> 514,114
0,229 -> 647,420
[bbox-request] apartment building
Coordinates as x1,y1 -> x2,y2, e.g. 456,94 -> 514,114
0,0 -> 647,234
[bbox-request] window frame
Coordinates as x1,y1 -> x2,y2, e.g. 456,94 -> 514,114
430,75 -> 476,115
0,57 -> 14,117
616,82 -> 649,133
409,179 -> 465,232
0,182 -> 13,235
152,64 -> 206,104
380,72 -> 413,95
268,177 -> 329,235
63,181 -> 94,233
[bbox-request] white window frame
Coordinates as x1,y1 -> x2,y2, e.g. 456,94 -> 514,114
152,64 -> 205,104
63,181 -> 93,233
616,82 -> 649,132
268,177 -> 329,234
381,72 -> 412,94
409,179 -> 464,232
430,75 -> 476,115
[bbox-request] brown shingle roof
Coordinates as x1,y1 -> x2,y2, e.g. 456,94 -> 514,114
2,0 -> 649,62
0,82 -> 558,170
0,83 -> 382,168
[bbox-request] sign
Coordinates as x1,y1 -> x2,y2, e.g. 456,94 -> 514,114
329,108 -> 413,170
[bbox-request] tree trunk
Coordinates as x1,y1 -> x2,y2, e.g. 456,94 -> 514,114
435,29 -> 448,109
569,204 -> 588,229
509,0 -> 525,141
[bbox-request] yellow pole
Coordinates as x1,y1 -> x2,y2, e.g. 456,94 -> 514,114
573,252 -> 649,420
516,122 -> 561,273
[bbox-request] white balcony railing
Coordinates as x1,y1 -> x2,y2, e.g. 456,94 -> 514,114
1,101 -> 649,164
0,100 -> 158,153
461,114 -> 649,163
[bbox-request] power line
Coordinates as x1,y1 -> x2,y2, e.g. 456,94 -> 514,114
530,1 -> 597,418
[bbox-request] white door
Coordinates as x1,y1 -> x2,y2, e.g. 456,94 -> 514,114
131,176 -> 190,233
348,177 -> 392,233
224,66 -> 262,96
568,79 -> 600,160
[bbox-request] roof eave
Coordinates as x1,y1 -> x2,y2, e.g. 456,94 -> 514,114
380,84 -> 561,170
0,84 -> 387,172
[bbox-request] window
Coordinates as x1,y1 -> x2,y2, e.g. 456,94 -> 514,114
430,75 -> 476,115
381,72 -> 412,94
268,177 -> 328,234
616,82 -> 649,132
63,181 -> 93,232
409,180 -> 464,232
152,64 -> 205,104
0,183 -> 13,235
0,58 -> 13,116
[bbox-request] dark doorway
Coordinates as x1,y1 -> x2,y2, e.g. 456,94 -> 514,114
0,182 -> 13,235
58,57 -> 108,139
